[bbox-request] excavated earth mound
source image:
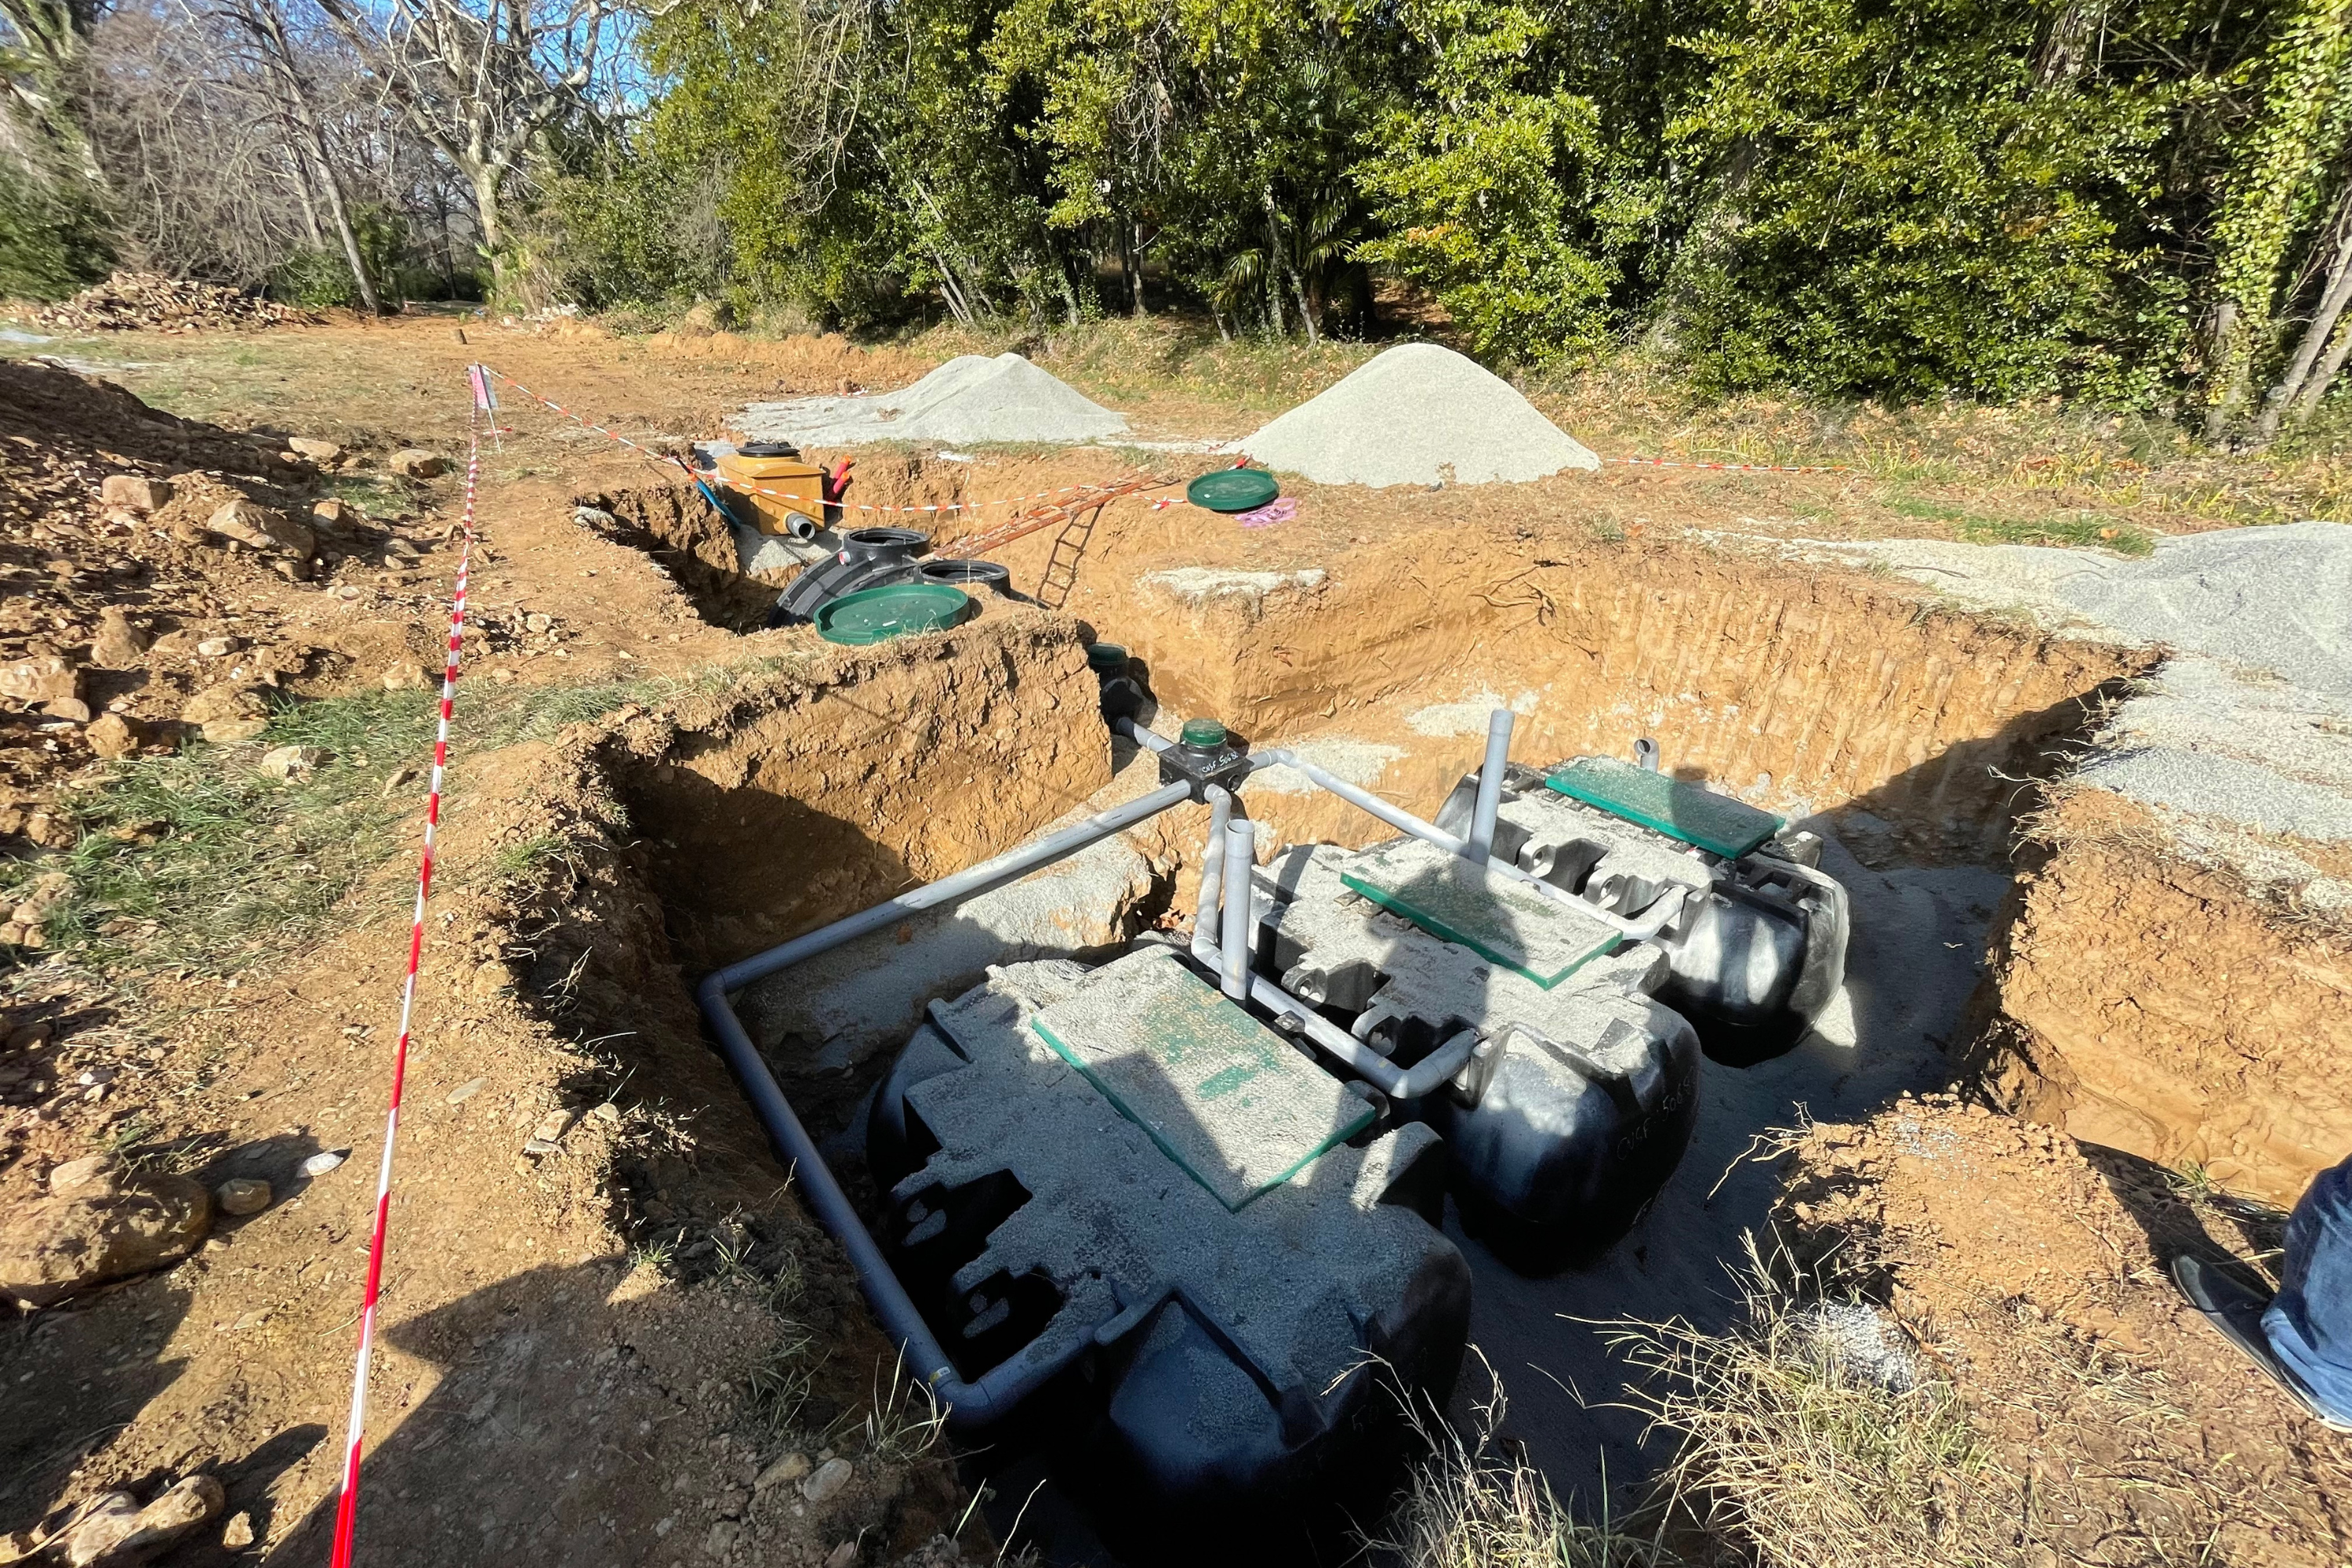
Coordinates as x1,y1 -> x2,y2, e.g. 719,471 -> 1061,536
1236,341 -> 1600,486
1774,1098 -> 2350,1565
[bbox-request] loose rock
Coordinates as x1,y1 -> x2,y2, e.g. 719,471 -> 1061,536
89,608 -> 149,670
259,745 -> 328,780
181,684 -> 267,729
800,1457 -> 854,1504
206,498 -> 315,558
214,1178 -> 270,1216
288,437 -> 343,463
220,1512 -> 255,1549
42,698 -> 91,724
1,655 -> 80,704
0,1162 -> 212,1308
60,1474 -> 225,1567
381,664 -> 431,691
390,449 -> 448,478
201,717 -> 268,745
100,474 -> 172,513
85,713 -> 140,758
754,1451 -> 811,1491
299,1149 -> 347,1178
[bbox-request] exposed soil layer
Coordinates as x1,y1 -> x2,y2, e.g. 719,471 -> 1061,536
1777,1097 -> 2351,1565
0,632 -> 1110,1562
1968,788 -> 2352,1208
608,613 -> 1114,974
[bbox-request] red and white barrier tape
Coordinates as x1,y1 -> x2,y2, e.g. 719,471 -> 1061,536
328,368 -> 488,1568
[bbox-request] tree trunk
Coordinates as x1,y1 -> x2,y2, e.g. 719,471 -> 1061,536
2259,247 -> 2352,438
2293,315 -> 2352,423
311,142 -> 383,313
2203,299 -> 2242,445
1261,187 -> 1316,344
2256,188 -> 2352,440
469,162 -> 504,264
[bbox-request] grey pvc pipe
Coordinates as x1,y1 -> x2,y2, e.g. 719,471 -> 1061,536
1465,709 -> 1515,866
1193,786 -> 1232,969
1245,743 -> 1671,941
712,781 -> 1193,992
1250,975 -> 1476,1099
1185,793 -> 1477,1099
1220,818 -> 1256,1000
697,778 -> 1196,1430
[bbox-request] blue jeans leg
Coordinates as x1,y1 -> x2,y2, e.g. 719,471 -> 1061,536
2263,1152 -> 2352,1423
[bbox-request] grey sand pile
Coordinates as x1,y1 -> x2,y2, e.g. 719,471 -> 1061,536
1238,342 -> 1599,486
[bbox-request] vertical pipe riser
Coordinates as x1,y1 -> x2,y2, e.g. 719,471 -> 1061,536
1221,818 -> 1256,1000
1466,709 -> 1515,866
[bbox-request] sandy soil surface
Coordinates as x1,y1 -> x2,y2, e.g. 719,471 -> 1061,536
2,312 -> 2345,1566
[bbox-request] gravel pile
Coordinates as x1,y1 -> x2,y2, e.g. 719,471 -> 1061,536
2058,521 -> 2352,697
1796,520 -> 2352,697
735,352 -> 1130,446
1237,342 -> 1599,486
30,272 -> 314,333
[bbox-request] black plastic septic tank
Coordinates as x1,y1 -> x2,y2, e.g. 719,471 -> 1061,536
866,949 -> 1471,1564
1427,999 -> 1701,1272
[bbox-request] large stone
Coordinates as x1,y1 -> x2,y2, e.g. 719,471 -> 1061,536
89,608 -> 149,670
100,475 -> 172,514
0,655 -> 79,704
180,684 -> 267,726
288,437 -> 343,463
0,1162 -> 212,1308
799,1457 -> 854,1504
205,499 -> 314,557
86,713 -> 140,759
59,1475 -> 224,1567
390,448 -> 448,479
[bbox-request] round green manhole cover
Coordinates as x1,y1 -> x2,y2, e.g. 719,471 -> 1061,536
1180,718 -> 1229,749
1187,467 -> 1279,514
1086,642 -> 1130,673
815,583 -> 973,645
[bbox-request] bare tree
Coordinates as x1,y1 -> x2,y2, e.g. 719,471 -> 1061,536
309,0 -> 612,279
209,0 -> 381,309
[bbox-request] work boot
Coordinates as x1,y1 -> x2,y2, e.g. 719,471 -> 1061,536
2172,1254 -> 2352,1433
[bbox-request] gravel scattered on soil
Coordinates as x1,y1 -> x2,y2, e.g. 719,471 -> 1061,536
1236,342 -> 1599,487
2059,521 -> 2352,696
1243,736 -> 1406,793
735,352 -> 1130,447
1792,521 -> 2352,696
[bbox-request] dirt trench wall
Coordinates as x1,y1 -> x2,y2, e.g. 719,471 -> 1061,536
1089,528 -> 2148,858
608,612 -> 1113,973
1967,791 -> 2352,1207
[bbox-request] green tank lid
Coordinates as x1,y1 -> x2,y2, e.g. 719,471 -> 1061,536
1186,467 -> 1280,514
815,582 -> 973,645
1180,718 -> 1229,749
1086,642 -> 1130,673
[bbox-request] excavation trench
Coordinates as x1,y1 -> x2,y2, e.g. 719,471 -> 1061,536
556,509 -> 2152,1548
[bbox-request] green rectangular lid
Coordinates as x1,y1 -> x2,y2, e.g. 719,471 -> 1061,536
1545,756 -> 1784,858
1338,837 -> 1621,989
1030,949 -> 1371,1211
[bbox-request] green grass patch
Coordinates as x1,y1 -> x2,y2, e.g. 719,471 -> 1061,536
1888,495 -> 2153,556
2,666 -> 760,981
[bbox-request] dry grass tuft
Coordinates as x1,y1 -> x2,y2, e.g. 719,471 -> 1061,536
1602,1239 -> 2016,1568
1372,1348 -> 1673,1568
